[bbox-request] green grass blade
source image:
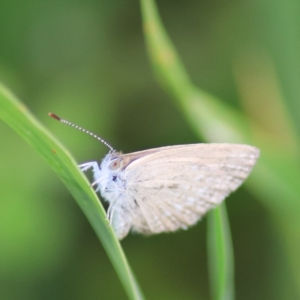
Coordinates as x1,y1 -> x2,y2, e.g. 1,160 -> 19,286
208,205 -> 234,300
140,0 -> 251,145
0,82 -> 144,300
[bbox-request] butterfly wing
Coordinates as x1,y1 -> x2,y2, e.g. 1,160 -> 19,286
121,144 -> 259,236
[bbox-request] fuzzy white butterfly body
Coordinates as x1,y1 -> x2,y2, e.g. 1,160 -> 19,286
79,144 -> 259,239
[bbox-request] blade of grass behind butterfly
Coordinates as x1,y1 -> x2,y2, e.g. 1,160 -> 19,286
140,0 -> 252,145
0,82 -> 144,300
208,205 -> 234,300
140,0 -> 300,297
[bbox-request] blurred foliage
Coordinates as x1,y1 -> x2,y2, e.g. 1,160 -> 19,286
0,0 -> 300,299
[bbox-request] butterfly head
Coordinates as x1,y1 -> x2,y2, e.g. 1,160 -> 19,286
108,154 -> 123,170
96,152 -> 127,200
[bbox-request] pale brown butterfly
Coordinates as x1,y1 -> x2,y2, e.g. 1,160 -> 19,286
49,113 -> 260,240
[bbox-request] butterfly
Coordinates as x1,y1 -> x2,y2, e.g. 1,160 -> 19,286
49,113 -> 260,240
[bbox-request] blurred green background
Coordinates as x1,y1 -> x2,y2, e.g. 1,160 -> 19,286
1,0 -> 300,299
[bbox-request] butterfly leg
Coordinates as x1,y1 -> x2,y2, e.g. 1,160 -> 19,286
106,200 -> 120,225
78,161 -> 103,192
79,161 -> 99,172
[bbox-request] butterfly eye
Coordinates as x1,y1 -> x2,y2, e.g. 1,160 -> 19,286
109,158 -> 121,170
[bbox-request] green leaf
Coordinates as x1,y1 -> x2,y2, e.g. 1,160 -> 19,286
0,82 -> 144,300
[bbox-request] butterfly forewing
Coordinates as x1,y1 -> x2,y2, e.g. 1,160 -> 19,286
121,144 -> 259,236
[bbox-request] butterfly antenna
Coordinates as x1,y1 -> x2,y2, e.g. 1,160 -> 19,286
48,112 -> 115,152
